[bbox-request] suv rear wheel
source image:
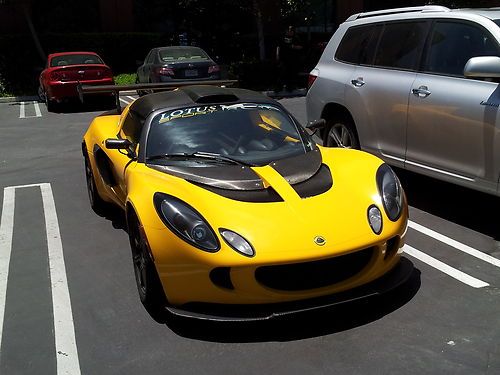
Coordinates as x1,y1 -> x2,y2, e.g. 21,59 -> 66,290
323,118 -> 360,149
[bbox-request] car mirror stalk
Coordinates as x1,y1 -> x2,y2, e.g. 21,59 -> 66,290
105,138 -> 137,159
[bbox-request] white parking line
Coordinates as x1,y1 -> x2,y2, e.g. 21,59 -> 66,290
0,183 -> 81,375
119,98 -> 131,105
409,220 -> 500,268
126,95 -> 136,101
34,101 -> 42,117
403,245 -> 489,288
0,187 -> 15,350
19,101 -> 42,119
19,102 -> 25,118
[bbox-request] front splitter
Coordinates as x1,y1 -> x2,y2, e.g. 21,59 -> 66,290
165,257 -> 414,322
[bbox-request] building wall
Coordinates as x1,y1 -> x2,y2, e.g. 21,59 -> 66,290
99,0 -> 133,31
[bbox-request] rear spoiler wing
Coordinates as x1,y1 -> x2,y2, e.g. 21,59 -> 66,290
77,79 -> 238,114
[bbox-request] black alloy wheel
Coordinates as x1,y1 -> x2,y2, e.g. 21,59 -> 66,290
128,213 -> 168,322
84,153 -> 108,215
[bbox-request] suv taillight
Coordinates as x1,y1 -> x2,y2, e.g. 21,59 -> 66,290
307,73 -> 318,91
156,67 -> 174,76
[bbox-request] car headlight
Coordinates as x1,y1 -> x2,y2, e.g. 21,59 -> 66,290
219,229 -> 255,257
376,164 -> 403,221
153,193 -> 219,252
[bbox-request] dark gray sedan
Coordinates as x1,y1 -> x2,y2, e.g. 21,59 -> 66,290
136,46 -> 221,89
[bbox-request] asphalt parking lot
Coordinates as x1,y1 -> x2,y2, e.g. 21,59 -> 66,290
1,96 -> 500,375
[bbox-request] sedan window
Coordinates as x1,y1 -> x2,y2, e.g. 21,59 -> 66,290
50,54 -> 104,67
159,47 -> 210,62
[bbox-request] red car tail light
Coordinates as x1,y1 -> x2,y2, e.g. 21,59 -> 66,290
50,71 -> 64,81
156,67 -> 174,76
208,65 -> 220,74
100,68 -> 113,79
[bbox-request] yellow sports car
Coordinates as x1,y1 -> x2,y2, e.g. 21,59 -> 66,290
82,84 -> 411,321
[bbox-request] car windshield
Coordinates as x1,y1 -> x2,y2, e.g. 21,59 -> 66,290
159,47 -> 210,62
50,54 -> 104,67
146,103 -> 314,166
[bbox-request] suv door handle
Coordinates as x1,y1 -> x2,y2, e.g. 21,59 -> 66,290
351,78 -> 365,87
412,86 -> 431,98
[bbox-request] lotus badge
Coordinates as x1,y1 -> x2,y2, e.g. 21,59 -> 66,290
314,236 -> 326,246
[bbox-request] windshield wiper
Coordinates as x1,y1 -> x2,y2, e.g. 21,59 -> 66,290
146,151 -> 254,166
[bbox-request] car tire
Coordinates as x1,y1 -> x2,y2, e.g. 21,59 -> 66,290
38,86 -> 45,102
128,212 -> 168,322
323,117 -> 360,149
45,92 -> 56,112
83,152 -> 108,216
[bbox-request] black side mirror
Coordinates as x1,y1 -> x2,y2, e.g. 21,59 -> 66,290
105,138 -> 137,159
105,138 -> 132,149
136,60 -> 144,67
306,118 -> 327,131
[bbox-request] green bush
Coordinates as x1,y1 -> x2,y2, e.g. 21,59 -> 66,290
114,73 -> 137,85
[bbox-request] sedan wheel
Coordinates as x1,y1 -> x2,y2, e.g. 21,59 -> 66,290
324,120 -> 359,149
45,91 -> 56,112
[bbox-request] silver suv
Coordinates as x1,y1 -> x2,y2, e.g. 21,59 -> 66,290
306,6 -> 500,196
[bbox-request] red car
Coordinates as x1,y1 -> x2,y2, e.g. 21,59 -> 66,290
38,51 -> 114,111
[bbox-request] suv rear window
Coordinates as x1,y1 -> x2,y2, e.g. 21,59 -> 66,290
373,22 -> 428,70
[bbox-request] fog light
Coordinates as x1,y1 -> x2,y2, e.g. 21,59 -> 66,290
368,205 -> 382,234
220,229 -> 255,257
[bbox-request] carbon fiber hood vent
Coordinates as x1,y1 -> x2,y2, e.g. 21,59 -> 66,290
147,149 -> 332,201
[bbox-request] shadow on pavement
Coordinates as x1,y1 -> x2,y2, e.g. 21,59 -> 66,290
45,96 -> 116,114
394,167 -> 500,240
164,265 -> 421,343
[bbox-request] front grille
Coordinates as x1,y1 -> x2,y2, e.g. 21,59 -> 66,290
255,247 -> 375,291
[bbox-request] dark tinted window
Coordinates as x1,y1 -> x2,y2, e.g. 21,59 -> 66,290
159,47 -> 210,62
374,22 -> 427,70
120,111 -> 143,144
50,54 -> 104,67
424,21 -> 500,76
336,25 -> 381,64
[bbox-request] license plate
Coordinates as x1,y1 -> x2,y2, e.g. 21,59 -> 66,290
185,69 -> 198,77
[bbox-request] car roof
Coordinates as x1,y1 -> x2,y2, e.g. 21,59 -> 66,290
346,6 -> 500,23
129,85 -> 276,119
452,8 -> 500,20
157,45 -> 204,50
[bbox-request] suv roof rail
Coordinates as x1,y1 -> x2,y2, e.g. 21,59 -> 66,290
346,5 -> 450,22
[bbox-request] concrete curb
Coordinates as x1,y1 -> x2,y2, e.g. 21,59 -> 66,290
0,96 -> 39,103
0,88 -> 307,103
